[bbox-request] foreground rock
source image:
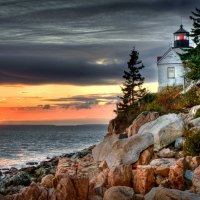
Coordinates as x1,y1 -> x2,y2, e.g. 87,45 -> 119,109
5,183 -> 48,200
127,111 -> 159,137
138,114 -> 184,151
93,132 -> 154,168
132,146 -> 154,168
134,165 -> 155,194
108,165 -> 132,187
169,164 -> 184,190
103,186 -> 135,200
189,117 -> 200,128
0,172 -> 31,195
145,187 -> 200,200
157,148 -> 175,158
41,174 -> 54,188
192,166 -> 200,194
51,175 -> 78,200
92,134 -> 119,163
185,105 -> 200,123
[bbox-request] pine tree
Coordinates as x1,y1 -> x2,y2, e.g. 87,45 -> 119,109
118,48 -> 146,112
190,8 -> 200,45
181,8 -> 200,81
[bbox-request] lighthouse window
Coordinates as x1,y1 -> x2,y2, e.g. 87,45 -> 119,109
179,34 -> 185,40
175,35 -> 188,40
168,67 -> 175,78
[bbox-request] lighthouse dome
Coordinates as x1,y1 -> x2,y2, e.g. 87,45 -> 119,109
173,25 -> 189,48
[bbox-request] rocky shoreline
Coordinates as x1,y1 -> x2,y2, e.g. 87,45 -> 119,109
0,105 -> 200,199
0,145 -> 94,196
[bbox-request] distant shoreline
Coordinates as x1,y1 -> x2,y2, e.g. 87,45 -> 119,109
0,124 -> 107,127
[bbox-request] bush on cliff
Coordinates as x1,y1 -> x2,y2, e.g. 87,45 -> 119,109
140,86 -> 200,115
183,129 -> 200,156
194,108 -> 200,119
113,85 -> 200,133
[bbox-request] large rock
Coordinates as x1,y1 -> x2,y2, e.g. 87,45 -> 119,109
192,165 -> 200,194
93,132 -> 154,168
187,105 -> 200,120
185,105 -> 200,127
103,186 -> 135,200
150,158 -> 176,178
190,156 -> 200,170
92,134 -> 119,162
127,112 -> 159,137
150,158 -> 176,168
133,165 -> 155,195
132,146 -> 154,169
176,156 -> 200,171
189,117 -> 200,128
41,174 -> 54,188
138,114 -> 184,151
157,148 -> 175,158
145,187 -> 200,200
168,165 -> 184,190
88,169 -> 109,200
5,183 -> 48,200
51,175 -> 77,200
72,176 -> 89,200
108,165 -> 132,187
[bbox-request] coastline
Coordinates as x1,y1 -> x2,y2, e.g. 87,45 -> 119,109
1,105 -> 200,199
0,145 -> 95,195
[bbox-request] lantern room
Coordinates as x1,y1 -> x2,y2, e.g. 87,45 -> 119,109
174,24 -> 189,48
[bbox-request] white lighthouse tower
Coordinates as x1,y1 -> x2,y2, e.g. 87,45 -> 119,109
157,25 -> 190,91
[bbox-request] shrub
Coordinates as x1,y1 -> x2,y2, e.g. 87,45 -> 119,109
183,129 -> 200,156
181,87 -> 200,108
194,108 -> 200,119
140,93 -> 157,104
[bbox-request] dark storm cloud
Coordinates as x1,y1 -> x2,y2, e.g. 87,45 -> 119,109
0,51 -> 123,85
0,0 -> 199,85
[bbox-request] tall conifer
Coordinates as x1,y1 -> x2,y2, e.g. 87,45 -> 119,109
118,48 -> 146,112
181,8 -> 200,80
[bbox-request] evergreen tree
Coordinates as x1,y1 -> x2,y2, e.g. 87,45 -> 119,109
118,48 -> 146,112
190,8 -> 200,45
181,8 -> 200,81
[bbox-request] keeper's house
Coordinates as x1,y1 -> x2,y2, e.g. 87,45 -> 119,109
157,25 -> 191,91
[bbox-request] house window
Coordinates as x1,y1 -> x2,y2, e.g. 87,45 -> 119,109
168,67 -> 175,78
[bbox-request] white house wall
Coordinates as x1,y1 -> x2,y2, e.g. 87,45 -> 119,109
157,48 -> 185,91
158,63 -> 184,91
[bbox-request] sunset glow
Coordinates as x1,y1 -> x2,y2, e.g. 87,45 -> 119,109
0,82 -> 158,125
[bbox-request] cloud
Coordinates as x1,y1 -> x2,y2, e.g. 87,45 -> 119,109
10,93 -> 119,111
0,0 -> 198,85
46,93 -> 119,109
43,104 -> 51,110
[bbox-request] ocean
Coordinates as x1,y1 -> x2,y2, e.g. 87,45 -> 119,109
0,124 -> 107,169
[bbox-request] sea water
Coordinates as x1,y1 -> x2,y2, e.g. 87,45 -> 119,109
0,124 -> 106,169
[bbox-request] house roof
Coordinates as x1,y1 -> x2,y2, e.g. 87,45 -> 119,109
157,47 -> 184,65
174,25 -> 189,34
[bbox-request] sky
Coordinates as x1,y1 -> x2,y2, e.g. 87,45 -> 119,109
0,0 -> 199,125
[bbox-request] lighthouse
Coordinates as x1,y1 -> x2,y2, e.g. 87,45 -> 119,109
157,25 -> 191,91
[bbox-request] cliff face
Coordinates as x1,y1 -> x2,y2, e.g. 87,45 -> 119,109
2,106 -> 200,200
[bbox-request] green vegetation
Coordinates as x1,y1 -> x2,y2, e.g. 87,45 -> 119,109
184,129 -> 200,156
140,86 -> 200,115
194,108 -> 200,119
114,7 -> 200,130
114,47 -> 146,130
115,85 -> 200,132
181,8 -> 200,81
118,47 -> 146,113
